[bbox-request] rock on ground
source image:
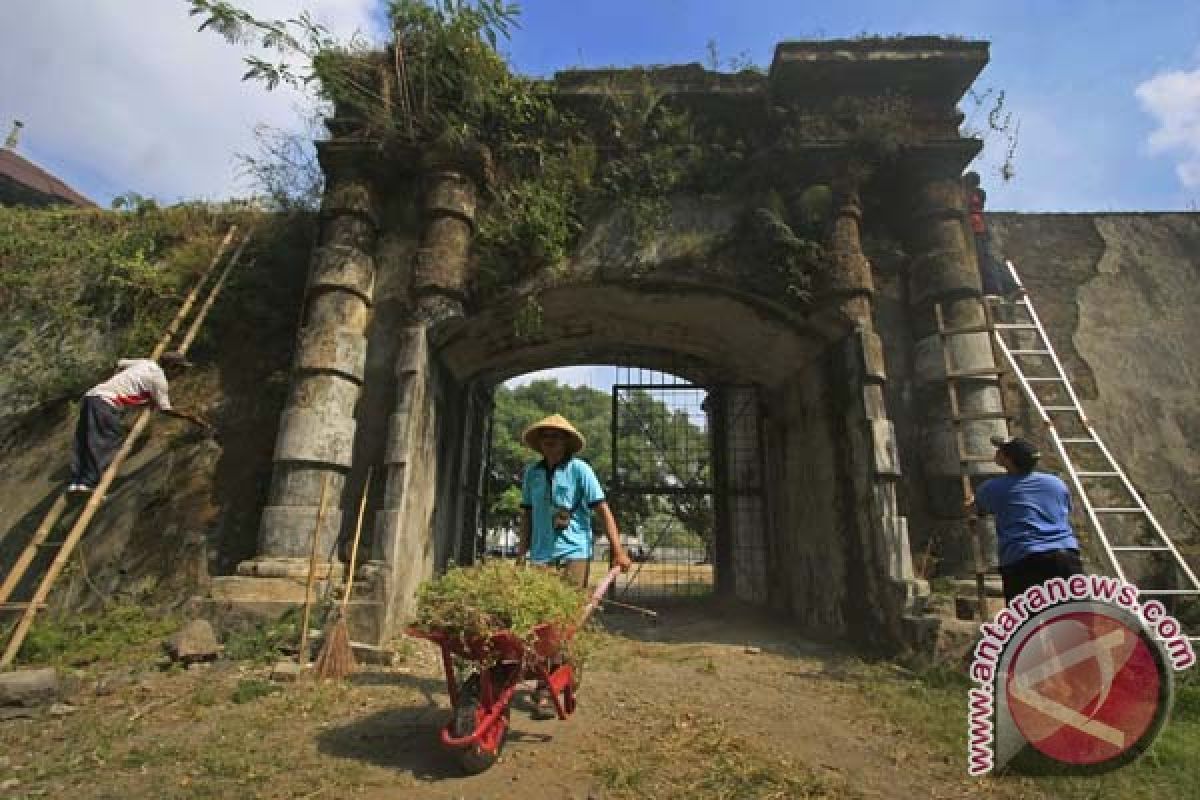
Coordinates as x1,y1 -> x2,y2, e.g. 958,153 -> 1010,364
163,619 -> 220,664
0,667 -> 59,707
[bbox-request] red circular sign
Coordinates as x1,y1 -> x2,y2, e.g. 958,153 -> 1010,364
1004,611 -> 1162,766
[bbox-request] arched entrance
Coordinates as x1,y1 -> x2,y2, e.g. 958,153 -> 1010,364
222,37 -> 998,653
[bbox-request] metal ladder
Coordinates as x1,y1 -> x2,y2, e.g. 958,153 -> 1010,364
987,260 -> 1200,639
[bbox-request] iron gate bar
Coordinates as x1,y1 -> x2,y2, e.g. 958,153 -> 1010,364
610,378 -> 726,600
612,385 -> 713,491
610,383 -> 712,390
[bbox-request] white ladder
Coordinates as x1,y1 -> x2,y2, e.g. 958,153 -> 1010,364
987,260 -> 1200,639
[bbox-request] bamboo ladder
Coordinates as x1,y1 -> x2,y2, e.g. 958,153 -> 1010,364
0,226 -> 249,668
933,298 -> 1012,621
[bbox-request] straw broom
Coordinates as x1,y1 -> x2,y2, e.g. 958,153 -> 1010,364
315,467 -> 371,680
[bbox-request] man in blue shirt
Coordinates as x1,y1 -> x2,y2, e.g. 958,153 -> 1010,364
969,435 -> 1083,603
516,413 -> 631,720
517,413 -> 632,586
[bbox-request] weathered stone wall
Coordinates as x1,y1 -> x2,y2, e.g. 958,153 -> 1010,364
764,355 -> 848,635
988,213 -> 1200,568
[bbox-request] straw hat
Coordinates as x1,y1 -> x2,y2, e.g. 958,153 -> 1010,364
521,413 -> 585,455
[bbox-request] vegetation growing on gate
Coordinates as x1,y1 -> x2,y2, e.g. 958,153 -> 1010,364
187,0 -> 845,306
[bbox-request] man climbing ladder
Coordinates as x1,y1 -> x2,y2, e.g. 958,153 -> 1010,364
0,226 -> 247,668
69,352 -> 210,492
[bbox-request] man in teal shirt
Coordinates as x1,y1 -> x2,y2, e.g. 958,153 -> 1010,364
517,413 -> 632,587
516,413 -> 631,720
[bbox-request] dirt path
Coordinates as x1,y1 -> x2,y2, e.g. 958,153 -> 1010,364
1,602 -> 1044,800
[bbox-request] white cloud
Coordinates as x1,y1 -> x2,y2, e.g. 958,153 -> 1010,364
1136,63 -> 1200,188
0,1 -> 378,204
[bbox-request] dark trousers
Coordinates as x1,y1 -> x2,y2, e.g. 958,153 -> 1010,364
70,396 -> 123,487
1000,549 -> 1084,603
976,232 -> 1017,296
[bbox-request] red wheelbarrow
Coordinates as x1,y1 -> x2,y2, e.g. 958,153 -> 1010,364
409,566 -> 621,773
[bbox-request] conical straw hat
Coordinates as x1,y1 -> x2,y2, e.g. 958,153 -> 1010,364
521,413 -> 585,455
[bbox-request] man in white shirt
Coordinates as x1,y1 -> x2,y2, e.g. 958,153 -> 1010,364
68,352 -> 210,492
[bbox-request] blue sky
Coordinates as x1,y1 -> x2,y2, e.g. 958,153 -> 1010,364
2,1 -> 1197,212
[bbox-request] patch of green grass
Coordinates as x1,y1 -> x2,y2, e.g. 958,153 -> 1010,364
856,659 -> 1200,800
231,679 -> 280,705
120,742 -> 183,770
16,604 -> 179,667
221,608 -> 301,664
190,684 -> 220,707
596,763 -> 648,790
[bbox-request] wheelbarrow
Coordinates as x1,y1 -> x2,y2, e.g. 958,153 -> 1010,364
409,565 -> 621,773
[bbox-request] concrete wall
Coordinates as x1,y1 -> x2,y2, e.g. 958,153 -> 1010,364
989,213 -> 1200,569
873,212 -> 1200,581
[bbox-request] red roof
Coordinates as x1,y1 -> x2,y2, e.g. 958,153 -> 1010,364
0,148 -> 96,208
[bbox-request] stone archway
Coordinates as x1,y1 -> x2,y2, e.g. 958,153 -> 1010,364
219,37 -> 1002,653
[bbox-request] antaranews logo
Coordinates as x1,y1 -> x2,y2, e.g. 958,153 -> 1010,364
966,574 -> 1195,776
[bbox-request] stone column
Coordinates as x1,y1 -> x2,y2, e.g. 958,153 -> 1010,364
823,171 -> 929,645
825,175 -> 875,324
244,146 -> 379,577
904,170 -> 1006,570
374,159 -> 479,633
413,166 -> 478,321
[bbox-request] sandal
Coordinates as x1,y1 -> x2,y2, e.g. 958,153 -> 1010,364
530,687 -> 556,720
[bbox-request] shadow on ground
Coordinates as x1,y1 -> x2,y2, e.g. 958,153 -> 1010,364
320,669 -> 565,783
595,595 -> 848,659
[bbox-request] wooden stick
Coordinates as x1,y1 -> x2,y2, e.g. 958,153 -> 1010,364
340,467 -> 371,616
578,566 -> 622,628
298,475 -> 330,665
600,597 -> 658,618
151,226 -> 238,359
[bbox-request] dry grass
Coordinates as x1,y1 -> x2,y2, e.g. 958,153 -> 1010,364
412,561 -> 587,642
591,711 -> 862,799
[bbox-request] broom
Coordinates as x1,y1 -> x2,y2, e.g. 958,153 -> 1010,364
315,467 -> 371,680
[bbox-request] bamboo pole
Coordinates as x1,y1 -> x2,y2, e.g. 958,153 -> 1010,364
0,228 -> 246,668
298,475 -> 331,666
177,235 -> 248,354
341,468 -> 371,616
0,495 -> 67,606
151,226 -> 238,359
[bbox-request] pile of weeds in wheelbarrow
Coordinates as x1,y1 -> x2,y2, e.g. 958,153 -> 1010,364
412,561 -> 588,645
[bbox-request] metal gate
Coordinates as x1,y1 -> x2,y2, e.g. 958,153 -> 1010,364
605,368 -> 765,601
